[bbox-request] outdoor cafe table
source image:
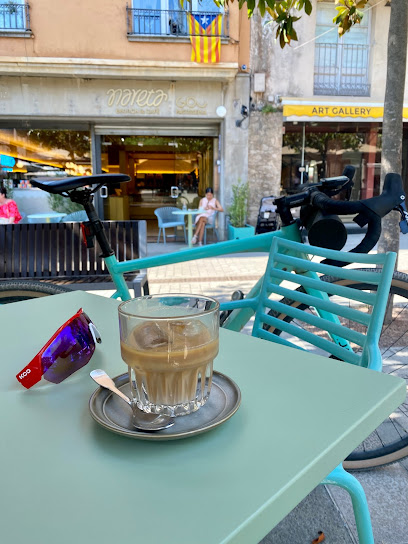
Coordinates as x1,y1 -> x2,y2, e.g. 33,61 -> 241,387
27,211 -> 66,223
172,208 -> 202,247
1,291 -> 405,544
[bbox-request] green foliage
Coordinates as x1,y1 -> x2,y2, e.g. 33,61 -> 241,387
47,194 -> 83,214
181,0 -> 369,48
333,0 -> 366,37
228,180 -> 250,228
19,130 -> 91,161
261,104 -> 279,113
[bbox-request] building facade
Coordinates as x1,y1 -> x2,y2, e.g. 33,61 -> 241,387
247,0 -> 407,225
0,0 -> 250,236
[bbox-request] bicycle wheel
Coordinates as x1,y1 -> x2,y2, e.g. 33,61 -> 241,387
0,280 -> 73,304
266,269 -> 408,469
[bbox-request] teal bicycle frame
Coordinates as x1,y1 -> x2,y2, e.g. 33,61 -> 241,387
100,222 -> 355,351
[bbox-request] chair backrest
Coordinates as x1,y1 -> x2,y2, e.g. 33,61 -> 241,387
154,206 -> 182,226
61,210 -> 88,222
221,238 -> 396,371
206,210 -> 218,228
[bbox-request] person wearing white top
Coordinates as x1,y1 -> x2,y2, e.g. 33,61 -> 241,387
192,187 -> 223,246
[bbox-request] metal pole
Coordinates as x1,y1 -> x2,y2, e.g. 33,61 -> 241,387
90,125 -> 104,219
300,122 -> 305,184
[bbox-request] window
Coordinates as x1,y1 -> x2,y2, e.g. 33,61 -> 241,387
129,0 -> 224,38
0,1 -> 28,31
314,2 -> 370,96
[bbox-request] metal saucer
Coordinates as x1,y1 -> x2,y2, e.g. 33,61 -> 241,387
89,371 -> 241,441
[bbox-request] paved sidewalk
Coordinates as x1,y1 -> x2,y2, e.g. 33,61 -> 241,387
88,234 -> 408,544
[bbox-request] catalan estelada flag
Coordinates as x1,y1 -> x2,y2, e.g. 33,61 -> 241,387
187,13 -> 222,64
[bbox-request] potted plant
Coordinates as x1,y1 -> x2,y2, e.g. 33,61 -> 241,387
227,180 -> 255,240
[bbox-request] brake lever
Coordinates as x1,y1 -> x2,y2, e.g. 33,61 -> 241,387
396,201 -> 408,234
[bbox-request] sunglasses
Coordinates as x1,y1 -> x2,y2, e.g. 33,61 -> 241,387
16,308 -> 101,389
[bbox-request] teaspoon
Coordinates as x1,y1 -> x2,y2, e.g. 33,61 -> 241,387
90,369 -> 175,432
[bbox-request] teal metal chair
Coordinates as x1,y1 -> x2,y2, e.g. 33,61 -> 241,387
220,237 -> 397,544
61,210 -> 88,222
154,206 -> 187,244
203,210 -> 219,244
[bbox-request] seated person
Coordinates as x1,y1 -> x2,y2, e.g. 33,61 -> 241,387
0,187 -> 22,224
192,187 -> 223,246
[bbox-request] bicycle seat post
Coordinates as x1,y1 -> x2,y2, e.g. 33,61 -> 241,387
70,188 -> 114,258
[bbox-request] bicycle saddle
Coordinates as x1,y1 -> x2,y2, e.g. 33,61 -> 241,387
31,174 -> 131,194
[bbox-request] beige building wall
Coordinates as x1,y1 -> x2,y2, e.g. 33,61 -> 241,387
0,0 -> 248,64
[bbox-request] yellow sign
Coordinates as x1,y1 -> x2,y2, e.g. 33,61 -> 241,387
283,104 -> 408,119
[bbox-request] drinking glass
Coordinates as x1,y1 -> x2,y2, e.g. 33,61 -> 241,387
118,294 -> 219,417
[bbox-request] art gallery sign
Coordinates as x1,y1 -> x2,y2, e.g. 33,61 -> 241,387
283,102 -> 408,121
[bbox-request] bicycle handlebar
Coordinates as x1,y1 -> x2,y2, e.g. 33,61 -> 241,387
276,171 -> 407,263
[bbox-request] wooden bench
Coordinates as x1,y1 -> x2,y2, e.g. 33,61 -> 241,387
0,220 -> 149,297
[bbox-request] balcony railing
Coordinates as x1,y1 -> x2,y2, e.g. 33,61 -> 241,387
314,43 -> 370,97
127,7 -> 229,39
0,3 -> 30,31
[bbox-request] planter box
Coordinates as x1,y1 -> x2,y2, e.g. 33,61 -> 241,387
228,224 -> 255,240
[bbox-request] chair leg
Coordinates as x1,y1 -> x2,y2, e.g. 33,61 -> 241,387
321,464 -> 374,544
214,228 -> 219,242
157,228 -> 161,243
204,228 -> 207,245
163,227 -> 166,244
183,225 -> 187,244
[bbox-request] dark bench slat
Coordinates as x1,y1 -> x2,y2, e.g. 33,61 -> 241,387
0,226 -> 6,277
50,223 -> 58,277
20,225 -> 29,277
72,223 -> 81,276
65,223 -> 73,277
42,224 -> 51,278
6,225 -> 14,277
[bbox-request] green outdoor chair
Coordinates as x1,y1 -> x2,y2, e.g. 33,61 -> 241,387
220,237 -> 397,544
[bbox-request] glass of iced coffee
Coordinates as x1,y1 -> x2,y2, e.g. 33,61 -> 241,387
118,294 -> 219,417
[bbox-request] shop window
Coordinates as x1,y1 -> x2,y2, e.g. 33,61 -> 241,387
127,0 -> 226,39
282,122 -> 381,199
0,1 -> 30,33
314,2 -> 370,96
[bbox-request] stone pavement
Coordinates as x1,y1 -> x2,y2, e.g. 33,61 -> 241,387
87,233 -> 408,544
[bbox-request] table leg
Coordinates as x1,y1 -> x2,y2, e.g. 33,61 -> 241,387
187,215 -> 193,247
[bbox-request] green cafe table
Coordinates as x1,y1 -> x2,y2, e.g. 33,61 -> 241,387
1,292 -> 405,544
27,212 -> 67,223
172,208 -> 202,247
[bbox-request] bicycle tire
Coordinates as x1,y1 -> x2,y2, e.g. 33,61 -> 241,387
0,280 -> 73,304
266,269 -> 408,469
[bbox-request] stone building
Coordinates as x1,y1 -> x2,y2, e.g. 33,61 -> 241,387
246,0 -> 407,226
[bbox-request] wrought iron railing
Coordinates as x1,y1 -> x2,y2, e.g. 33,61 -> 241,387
314,43 -> 370,96
127,7 -> 229,38
0,2 -> 30,30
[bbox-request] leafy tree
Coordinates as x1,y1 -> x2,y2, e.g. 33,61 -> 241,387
377,0 -> 408,263
183,0 -> 369,48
